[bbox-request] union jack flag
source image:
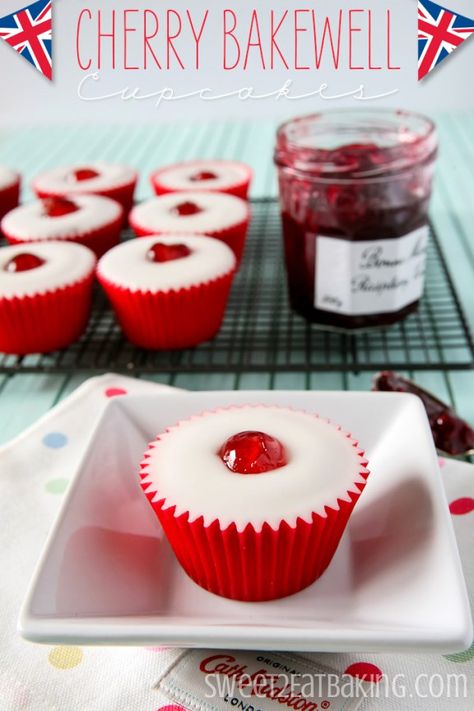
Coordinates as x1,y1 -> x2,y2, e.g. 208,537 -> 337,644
0,0 -> 52,80
418,0 -> 474,80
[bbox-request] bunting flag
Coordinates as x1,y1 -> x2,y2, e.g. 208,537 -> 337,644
418,0 -> 474,80
0,0 -> 52,80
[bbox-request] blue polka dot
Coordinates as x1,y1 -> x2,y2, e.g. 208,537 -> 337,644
42,432 -> 68,449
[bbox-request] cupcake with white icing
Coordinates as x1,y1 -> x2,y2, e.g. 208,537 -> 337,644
0,167 -> 20,226
0,242 -> 95,354
150,160 -> 252,200
129,192 -> 250,263
97,234 -> 236,350
140,405 -> 370,601
32,162 -> 137,217
1,194 -> 123,257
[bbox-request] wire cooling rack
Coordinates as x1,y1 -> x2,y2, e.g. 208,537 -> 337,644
1,198 -> 473,374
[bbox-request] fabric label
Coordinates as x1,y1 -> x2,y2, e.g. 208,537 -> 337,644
156,649 -> 365,711
314,226 -> 429,315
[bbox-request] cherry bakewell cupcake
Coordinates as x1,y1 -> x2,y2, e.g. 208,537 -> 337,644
129,192 -> 250,263
1,195 -> 123,258
0,167 -> 20,224
97,234 -> 236,350
150,160 -> 252,199
140,405 -> 370,601
0,242 -> 95,354
32,162 -> 137,217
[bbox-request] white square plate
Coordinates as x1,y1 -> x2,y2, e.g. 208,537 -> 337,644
19,391 -> 472,653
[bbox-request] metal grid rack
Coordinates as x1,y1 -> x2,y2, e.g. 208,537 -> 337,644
1,198 -> 473,374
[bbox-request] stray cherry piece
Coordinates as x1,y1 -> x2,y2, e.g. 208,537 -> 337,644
172,201 -> 203,216
190,170 -> 218,182
43,196 -> 79,217
219,430 -> 288,474
146,242 -> 192,263
72,168 -> 100,182
5,253 -> 46,273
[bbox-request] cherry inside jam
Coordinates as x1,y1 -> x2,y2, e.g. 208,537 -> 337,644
146,242 -> 192,263
219,430 -> 288,474
172,201 -> 203,216
190,170 -> 218,182
5,253 -> 46,273
73,168 -> 100,182
43,196 -> 79,217
373,371 -> 474,456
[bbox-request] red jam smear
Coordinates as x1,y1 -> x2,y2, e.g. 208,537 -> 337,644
190,170 -> 218,182
5,253 -> 46,273
43,196 -> 79,217
72,168 -> 100,182
278,140 -> 436,330
373,371 -> 474,456
219,430 -> 288,474
146,242 -> 192,263
172,201 -> 203,216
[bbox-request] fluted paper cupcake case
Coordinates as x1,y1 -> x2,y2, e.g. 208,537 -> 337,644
150,167 -> 253,201
140,415 -> 370,601
98,269 -> 235,350
0,272 -> 94,354
3,213 -> 123,259
130,217 -> 251,264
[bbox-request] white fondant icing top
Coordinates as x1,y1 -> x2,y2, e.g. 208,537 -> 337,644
130,192 -> 249,234
1,195 -> 122,240
33,162 -> 137,194
0,242 -> 96,299
153,160 -> 251,191
140,405 -> 368,531
0,166 -> 19,191
97,234 -> 236,292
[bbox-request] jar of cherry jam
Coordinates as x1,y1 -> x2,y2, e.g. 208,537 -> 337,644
274,110 -> 438,330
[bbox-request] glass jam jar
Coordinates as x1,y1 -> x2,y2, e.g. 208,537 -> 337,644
274,110 -> 438,330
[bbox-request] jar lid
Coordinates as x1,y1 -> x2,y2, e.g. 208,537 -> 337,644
274,110 -> 437,181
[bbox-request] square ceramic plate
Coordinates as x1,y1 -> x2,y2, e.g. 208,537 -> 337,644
19,391 -> 472,653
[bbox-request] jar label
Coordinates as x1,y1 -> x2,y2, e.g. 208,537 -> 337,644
313,226 -> 429,316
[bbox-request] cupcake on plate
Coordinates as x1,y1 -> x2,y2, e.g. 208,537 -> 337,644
0,167 -> 20,224
129,192 -> 250,263
1,195 -> 123,258
140,405 -> 370,601
150,160 -> 252,199
32,162 -> 137,217
97,234 -> 236,350
0,242 -> 95,354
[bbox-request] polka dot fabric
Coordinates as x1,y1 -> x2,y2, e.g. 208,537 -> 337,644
0,373 -> 473,710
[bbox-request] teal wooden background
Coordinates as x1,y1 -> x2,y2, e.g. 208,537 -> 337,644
0,114 -> 472,449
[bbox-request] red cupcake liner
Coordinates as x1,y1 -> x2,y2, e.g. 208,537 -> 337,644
34,175 -> 137,220
150,166 -> 252,200
0,178 -> 21,224
98,269 -> 235,350
0,272 -> 94,355
130,218 -> 250,264
3,214 -> 123,259
140,417 -> 370,601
